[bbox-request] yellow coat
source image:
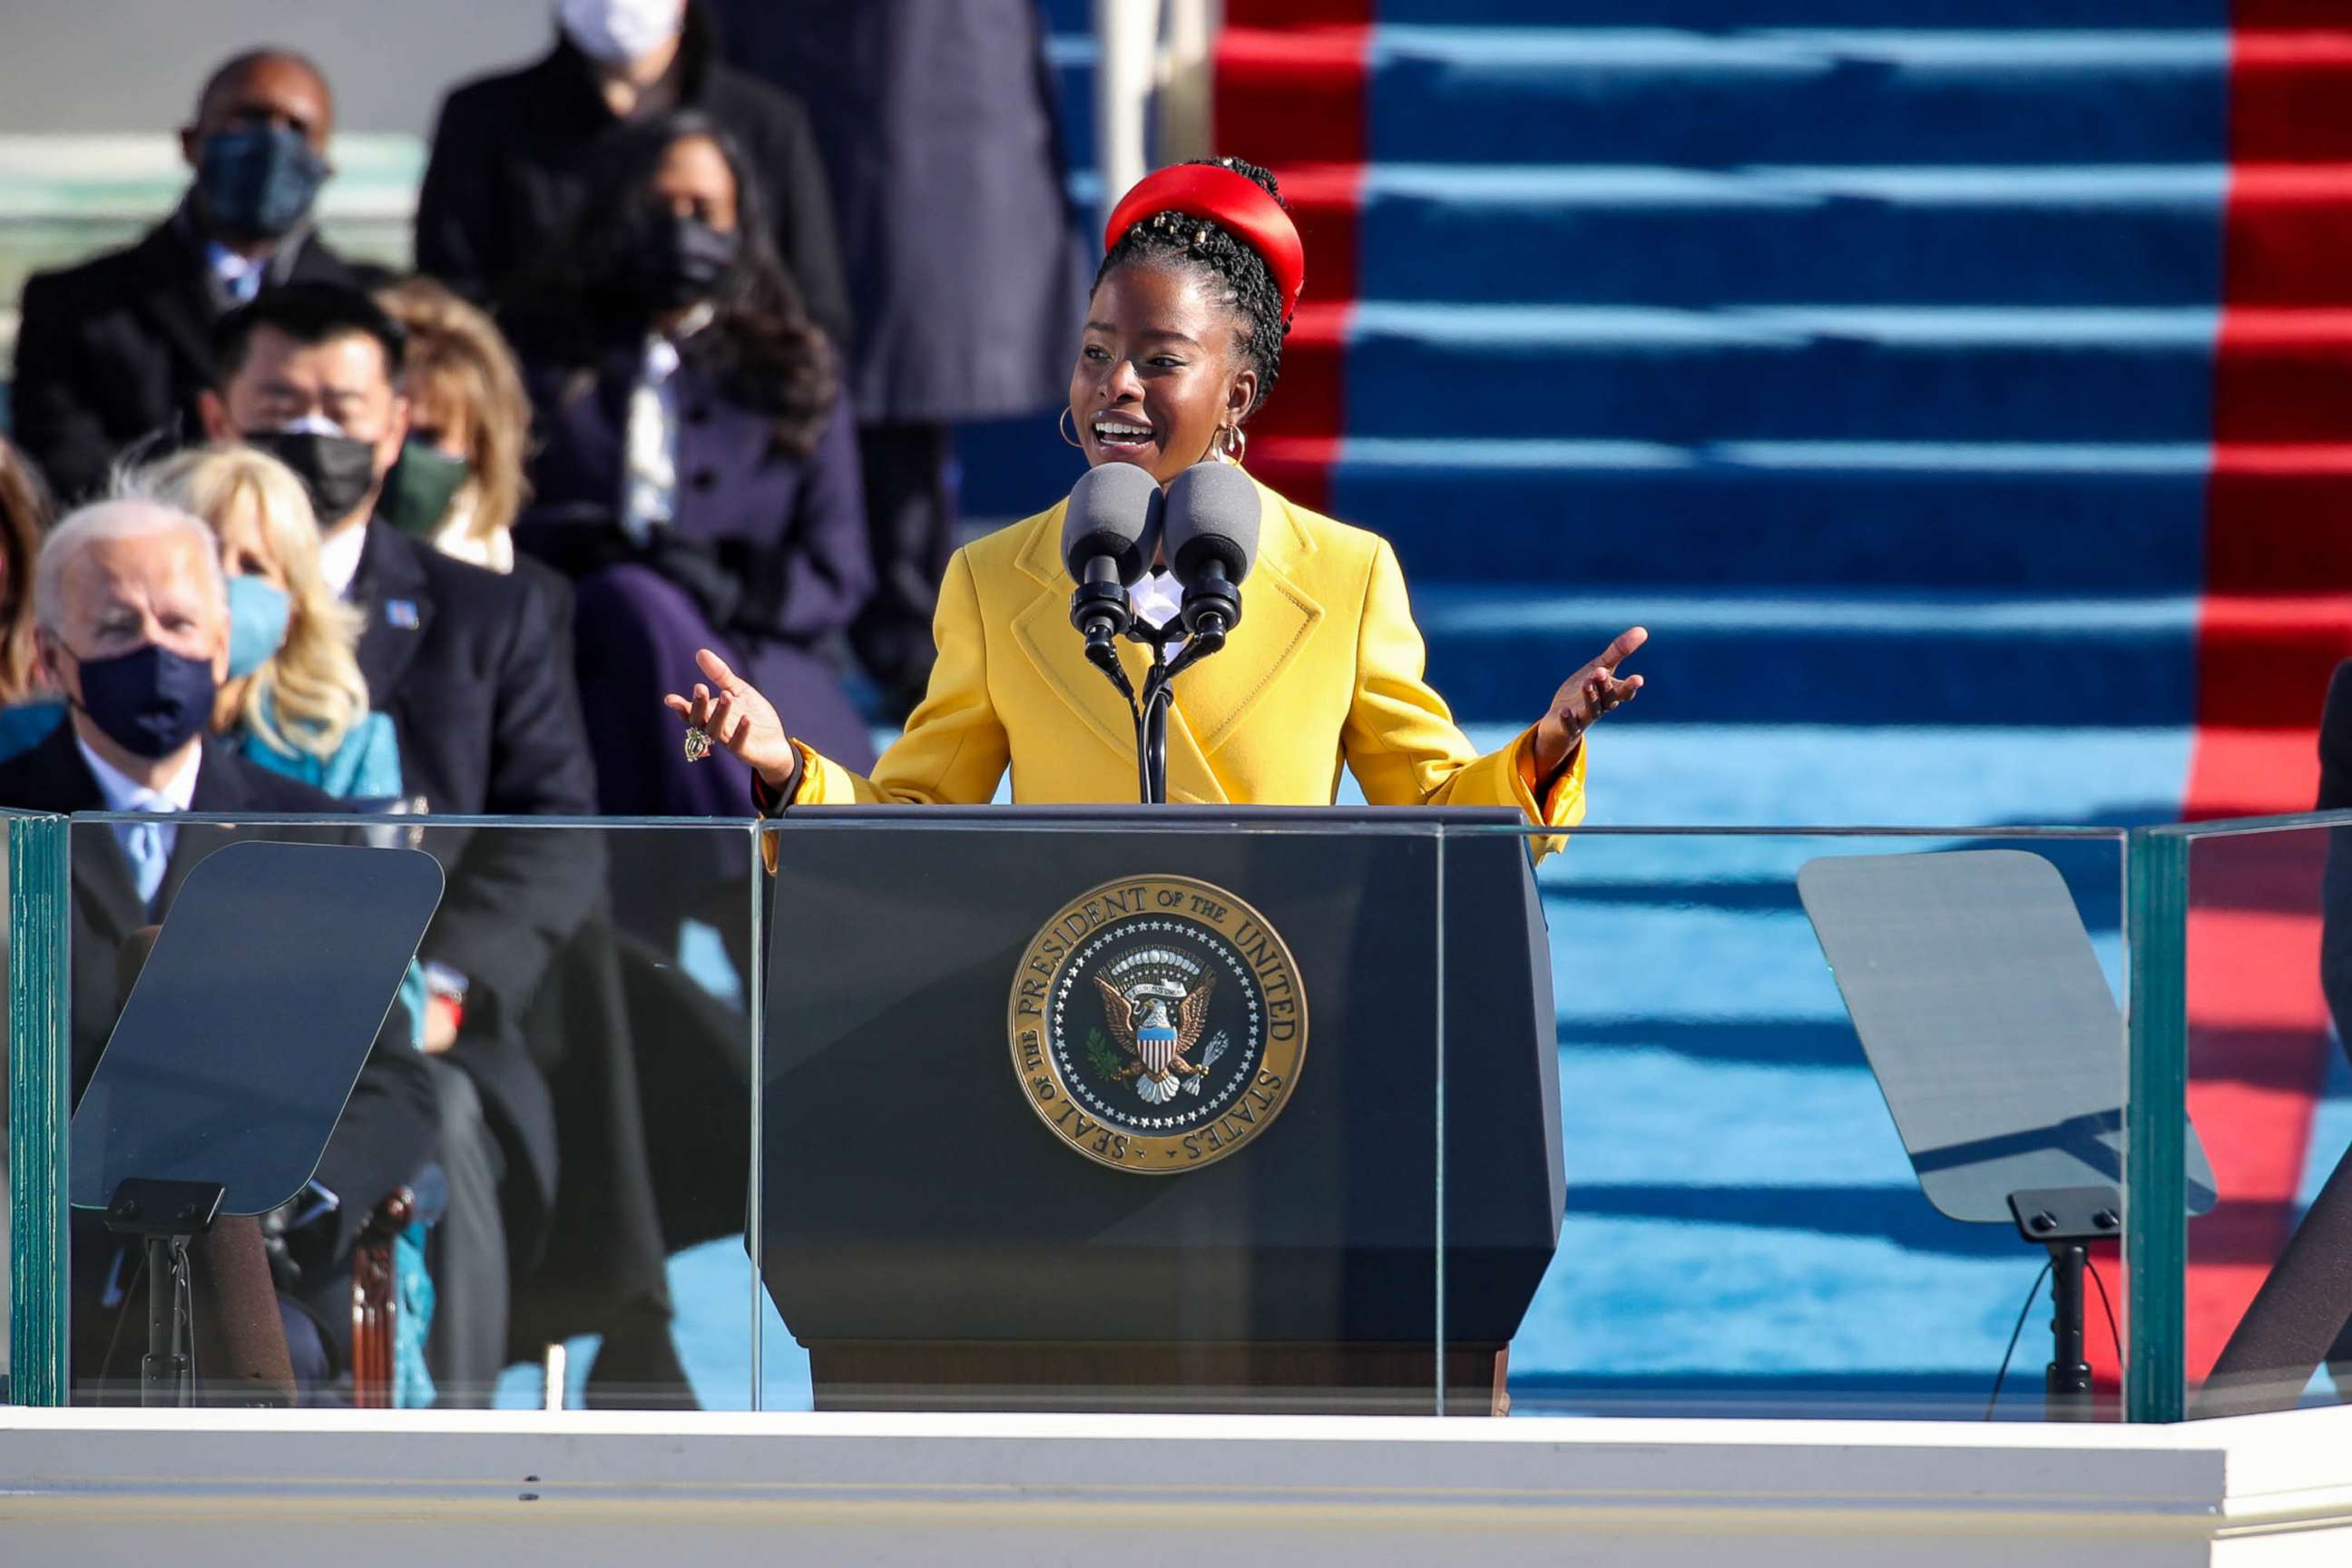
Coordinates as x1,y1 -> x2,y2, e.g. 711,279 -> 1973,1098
782,477 -> 1584,835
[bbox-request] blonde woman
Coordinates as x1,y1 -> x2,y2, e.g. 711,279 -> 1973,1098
376,275 -> 533,573
136,446 -> 403,800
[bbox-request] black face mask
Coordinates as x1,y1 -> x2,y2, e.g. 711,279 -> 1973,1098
72,642 -> 218,759
195,124 -> 329,240
244,428 -> 383,525
631,211 -> 740,310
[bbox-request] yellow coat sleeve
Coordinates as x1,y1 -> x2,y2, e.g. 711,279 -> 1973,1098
790,548 -> 1011,806
1339,538 -> 1585,856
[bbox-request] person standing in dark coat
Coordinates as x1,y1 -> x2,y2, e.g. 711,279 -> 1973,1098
710,0 -> 1089,717
11,49 -> 374,503
413,0 -> 849,350
505,111 -> 872,948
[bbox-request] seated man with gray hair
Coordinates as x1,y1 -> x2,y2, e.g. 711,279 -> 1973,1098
0,496 -> 437,1399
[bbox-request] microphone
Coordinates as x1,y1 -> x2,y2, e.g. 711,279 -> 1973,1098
1164,462 -> 1261,641
1061,463 -> 1162,652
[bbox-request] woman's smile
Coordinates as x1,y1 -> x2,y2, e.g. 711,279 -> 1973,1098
1087,411 -> 1157,460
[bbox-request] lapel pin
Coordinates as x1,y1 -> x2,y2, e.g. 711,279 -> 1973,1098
387,600 -> 421,629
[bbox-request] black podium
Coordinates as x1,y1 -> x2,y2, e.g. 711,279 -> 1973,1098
758,808 -> 1563,1414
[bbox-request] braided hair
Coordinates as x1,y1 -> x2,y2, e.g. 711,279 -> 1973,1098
1093,156 -> 1289,416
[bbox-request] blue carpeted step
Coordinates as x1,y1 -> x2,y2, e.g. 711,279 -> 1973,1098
1335,439 -> 2210,592
1377,1 -> 2227,25
1416,586 -> 2198,727
1044,34 -> 1097,181
1472,720 -> 2188,830
955,412 -> 1085,525
1538,838 -> 2128,933
1367,28 -> 2229,168
1353,165 -> 2224,308
1340,304 -> 2216,444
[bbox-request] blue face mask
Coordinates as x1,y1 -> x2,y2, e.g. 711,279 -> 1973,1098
195,124 -> 328,239
72,642 -> 219,760
225,575 -> 292,680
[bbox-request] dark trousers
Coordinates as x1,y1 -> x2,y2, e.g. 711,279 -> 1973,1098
423,1055 -> 511,1406
848,421 -> 956,721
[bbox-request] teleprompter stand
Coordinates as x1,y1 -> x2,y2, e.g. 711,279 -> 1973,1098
70,840 -> 442,1406
99,1177 -> 224,1407
1799,850 -> 2216,1421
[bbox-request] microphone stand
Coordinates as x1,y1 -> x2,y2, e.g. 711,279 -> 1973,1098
1081,616 -> 1228,805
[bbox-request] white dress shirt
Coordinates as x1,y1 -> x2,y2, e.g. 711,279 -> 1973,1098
620,303 -> 715,547
318,519 -> 368,602
1129,568 -> 1186,644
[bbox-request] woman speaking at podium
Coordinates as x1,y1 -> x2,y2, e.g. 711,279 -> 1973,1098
667,157 -> 1645,828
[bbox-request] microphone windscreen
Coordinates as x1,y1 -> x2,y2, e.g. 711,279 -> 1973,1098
1165,462 -> 1261,585
190,1215 -> 296,1406
1061,462 -> 1162,585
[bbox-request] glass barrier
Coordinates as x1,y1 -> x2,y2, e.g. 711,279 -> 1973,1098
755,810 -> 1445,1415
1454,821 -> 2132,1421
2125,813 -> 2352,1422
0,806 -> 2206,1422
9,814 -> 764,1413
745,812 -> 2139,1421
5,808 -> 71,1407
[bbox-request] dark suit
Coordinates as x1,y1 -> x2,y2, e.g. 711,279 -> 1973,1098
10,205 -> 372,502
413,5 -> 850,348
0,727 -> 438,1385
345,522 -> 602,1255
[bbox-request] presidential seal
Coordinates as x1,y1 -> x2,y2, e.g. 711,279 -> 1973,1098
1009,875 -> 1307,1173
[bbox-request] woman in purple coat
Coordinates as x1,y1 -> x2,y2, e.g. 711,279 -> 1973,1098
506,109 -> 877,837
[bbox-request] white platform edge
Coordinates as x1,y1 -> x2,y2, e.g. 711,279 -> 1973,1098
6,1406 -> 2352,1566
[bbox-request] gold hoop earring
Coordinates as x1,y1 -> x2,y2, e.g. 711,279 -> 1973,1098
1059,408 -> 1083,449
1219,424 -> 1248,465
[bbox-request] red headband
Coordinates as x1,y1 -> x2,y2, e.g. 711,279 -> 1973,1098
1102,164 -> 1306,325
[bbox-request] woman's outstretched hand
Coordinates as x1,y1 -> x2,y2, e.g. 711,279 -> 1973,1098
663,648 -> 799,789
1533,626 -> 1648,778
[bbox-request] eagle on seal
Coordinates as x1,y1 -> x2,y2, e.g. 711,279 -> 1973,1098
1095,973 -> 1218,1104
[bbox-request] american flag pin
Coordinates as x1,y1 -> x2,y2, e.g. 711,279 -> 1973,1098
387,599 -> 420,629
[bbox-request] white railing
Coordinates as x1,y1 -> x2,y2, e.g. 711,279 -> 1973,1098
1094,0 -> 1222,217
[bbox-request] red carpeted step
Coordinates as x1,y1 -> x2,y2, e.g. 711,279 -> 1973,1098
2176,0 -> 2352,1411
1213,11 -> 1369,518
2220,167 -> 2352,305
2231,30 -> 2352,163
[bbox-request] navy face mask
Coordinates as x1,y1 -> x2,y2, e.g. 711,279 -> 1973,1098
73,642 -> 219,759
195,124 -> 329,240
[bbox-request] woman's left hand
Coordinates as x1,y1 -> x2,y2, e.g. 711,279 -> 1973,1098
1533,626 -> 1648,777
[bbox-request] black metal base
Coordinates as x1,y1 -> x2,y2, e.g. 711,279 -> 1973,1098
103,1178 -> 225,1409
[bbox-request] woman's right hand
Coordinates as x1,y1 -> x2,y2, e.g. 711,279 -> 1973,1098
663,648 -> 799,789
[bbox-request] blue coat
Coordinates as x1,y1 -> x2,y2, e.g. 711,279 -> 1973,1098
514,353 -> 877,768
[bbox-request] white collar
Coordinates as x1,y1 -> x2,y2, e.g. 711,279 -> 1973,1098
75,730 -> 202,814
319,521 -> 369,602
